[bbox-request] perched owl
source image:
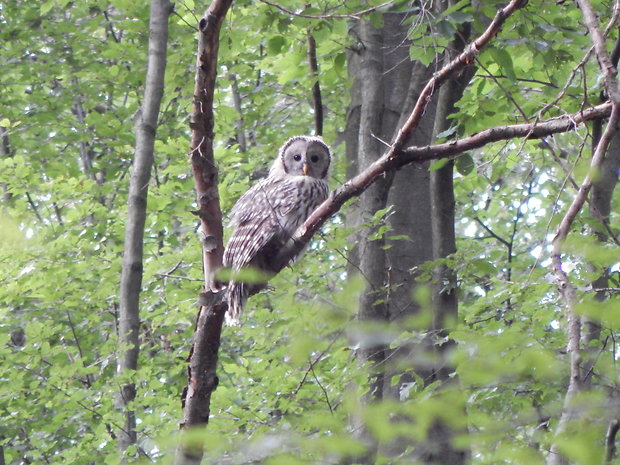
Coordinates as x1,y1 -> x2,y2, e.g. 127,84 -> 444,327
223,136 -> 331,326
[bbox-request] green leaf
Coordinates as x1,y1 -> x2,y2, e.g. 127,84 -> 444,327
455,153 -> 475,176
429,158 -> 450,171
40,0 -> 55,15
489,47 -> 516,80
435,125 -> 457,140
267,35 -> 286,54
334,52 -> 346,73
471,259 -> 496,275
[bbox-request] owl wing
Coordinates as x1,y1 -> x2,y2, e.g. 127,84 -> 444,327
224,176 -> 298,270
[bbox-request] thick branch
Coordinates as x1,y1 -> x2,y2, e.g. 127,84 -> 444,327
271,0 -> 528,270
391,0 -> 527,153
273,101 -> 612,271
606,419 -> 620,464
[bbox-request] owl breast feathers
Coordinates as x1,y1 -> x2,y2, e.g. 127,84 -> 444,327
223,136 -> 331,326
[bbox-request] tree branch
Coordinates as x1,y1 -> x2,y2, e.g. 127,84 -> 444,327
605,419 -> 620,464
392,0 -> 527,153
269,0 -> 527,270
547,2 -> 620,459
259,0 -> 396,20
176,293 -> 227,465
274,101 -> 612,272
474,217 -> 511,248
575,0 -> 620,104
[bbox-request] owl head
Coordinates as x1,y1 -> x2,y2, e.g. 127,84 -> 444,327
270,135 -> 331,180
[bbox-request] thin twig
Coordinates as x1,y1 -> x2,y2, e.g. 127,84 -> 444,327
259,0 -> 395,20
474,217 -> 510,247
156,273 -> 203,282
25,192 -> 44,223
291,334 -> 341,397
311,364 -> 334,414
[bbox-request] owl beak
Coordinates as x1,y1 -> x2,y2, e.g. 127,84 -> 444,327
303,163 -> 309,176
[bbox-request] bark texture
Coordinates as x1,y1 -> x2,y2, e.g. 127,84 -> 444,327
116,0 -> 172,453
190,0 -> 230,292
344,5 -> 468,463
175,1 -> 232,464
547,0 -> 620,460
170,1 -> 617,463
547,3 -> 620,461
410,17 -> 474,465
338,2 -> 533,462
307,31 -> 323,136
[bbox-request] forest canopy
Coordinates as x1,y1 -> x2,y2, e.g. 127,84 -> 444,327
1,1 -> 620,465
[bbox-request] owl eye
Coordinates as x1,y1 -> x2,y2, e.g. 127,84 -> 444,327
310,154 -> 319,163
293,154 -> 302,161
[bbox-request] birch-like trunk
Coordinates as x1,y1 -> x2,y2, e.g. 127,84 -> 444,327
116,0 -> 172,453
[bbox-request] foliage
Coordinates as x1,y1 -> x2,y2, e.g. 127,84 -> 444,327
1,0 -> 619,464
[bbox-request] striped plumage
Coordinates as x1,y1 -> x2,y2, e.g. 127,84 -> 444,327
223,136 -> 331,326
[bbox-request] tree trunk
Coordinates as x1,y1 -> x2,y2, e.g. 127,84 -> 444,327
346,10 -> 438,464
423,34 -> 474,464
174,1 -> 232,464
346,18 -> 392,463
116,0 -> 172,453
0,126 -> 11,203
586,124 -> 620,358
345,4 -> 477,463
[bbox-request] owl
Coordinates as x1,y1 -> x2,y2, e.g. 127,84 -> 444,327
223,136 -> 331,326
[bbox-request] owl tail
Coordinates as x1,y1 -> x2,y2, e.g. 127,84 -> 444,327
225,282 -> 247,326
